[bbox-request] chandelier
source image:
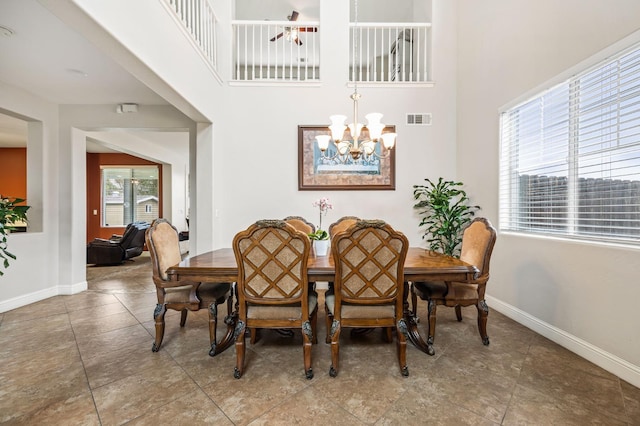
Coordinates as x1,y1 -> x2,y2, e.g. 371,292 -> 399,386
314,0 -> 396,166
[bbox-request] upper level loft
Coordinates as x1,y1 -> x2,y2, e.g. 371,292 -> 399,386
163,0 -> 433,85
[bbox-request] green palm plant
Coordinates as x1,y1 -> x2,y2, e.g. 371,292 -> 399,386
0,196 -> 30,276
413,178 -> 480,257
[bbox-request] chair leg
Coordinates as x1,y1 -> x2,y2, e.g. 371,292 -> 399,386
383,327 -> 393,343
477,299 -> 490,345
455,304 -> 463,321
234,320 -> 247,379
207,302 -> 219,356
427,299 -> 437,346
329,320 -> 341,377
152,304 -> 166,352
302,321 -> 314,379
311,305 -> 318,345
250,328 -> 259,344
179,309 -> 188,327
325,304 -> 333,344
396,321 -> 409,377
411,284 -> 418,318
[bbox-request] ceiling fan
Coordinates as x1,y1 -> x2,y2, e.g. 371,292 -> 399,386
269,10 -> 318,46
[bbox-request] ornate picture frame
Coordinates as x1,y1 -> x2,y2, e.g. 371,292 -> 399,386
297,125 -> 396,191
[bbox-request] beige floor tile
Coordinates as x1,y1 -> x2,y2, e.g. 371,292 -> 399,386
622,379 -> 640,424
249,386 -> 365,425
0,361 -> 90,423
92,363 -> 200,425
1,253 -> 637,425
127,389 -> 233,425
378,387 -> 499,426
503,383 -> 628,425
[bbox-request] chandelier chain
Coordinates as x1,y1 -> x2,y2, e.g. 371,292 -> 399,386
353,0 -> 359,94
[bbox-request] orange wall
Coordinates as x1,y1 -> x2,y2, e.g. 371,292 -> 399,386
0,148 -> 27,200
86,153 -> 162,242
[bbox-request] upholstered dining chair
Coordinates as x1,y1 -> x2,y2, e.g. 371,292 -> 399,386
321,216 -> 361,343
284,215 -> 316,235
411,217 -> 497,348
232,220 -> 318,379
326,220 -> 410,377
328,216 -> 360,239
276,216 -> 318,343
146,218 -> 233,356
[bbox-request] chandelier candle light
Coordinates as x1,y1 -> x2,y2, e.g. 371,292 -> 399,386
314,0 -> 397,166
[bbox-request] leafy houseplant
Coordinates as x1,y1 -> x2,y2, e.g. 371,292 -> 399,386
413,178 -> 480,257
308,229 -> 329,241
0,196 -> 31,276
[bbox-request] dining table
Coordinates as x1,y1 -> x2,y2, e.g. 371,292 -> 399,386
166,247 -> 478,356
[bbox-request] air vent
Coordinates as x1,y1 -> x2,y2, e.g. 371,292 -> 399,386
406,113 -> 432,125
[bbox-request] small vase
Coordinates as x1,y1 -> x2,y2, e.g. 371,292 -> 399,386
314,239 -> 330,256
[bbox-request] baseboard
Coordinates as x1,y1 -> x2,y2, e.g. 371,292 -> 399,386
0,281 -> 87,313
486,295 -> 640,388
58,280 -> 88,295
0,286 -> 59,313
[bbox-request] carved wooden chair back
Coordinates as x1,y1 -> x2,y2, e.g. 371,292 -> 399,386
283,215 -> 316,235
410,217 -> 497,351
146,218 -> 232,356
326,219 -> 410,377
232,220 -> 317,379
328,216 -> 360,239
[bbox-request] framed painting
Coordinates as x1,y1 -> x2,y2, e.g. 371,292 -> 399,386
297,125 -> 396,190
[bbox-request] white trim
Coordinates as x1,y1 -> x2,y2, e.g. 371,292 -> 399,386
57,280 -> 88,296
0,281 -> 87,313
0,286 -> 58,313
487,295 -> 640,388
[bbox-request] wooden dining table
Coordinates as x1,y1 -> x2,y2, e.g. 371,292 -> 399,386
166,247 -> 478,356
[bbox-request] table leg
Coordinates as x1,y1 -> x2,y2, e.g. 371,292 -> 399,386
209,283 -> 239,357
403,281 -> 435,356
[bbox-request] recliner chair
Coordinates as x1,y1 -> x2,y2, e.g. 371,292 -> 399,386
86,221 -> 150,265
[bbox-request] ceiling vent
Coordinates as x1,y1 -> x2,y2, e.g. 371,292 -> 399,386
116,103 -> 138,113
406,113 -> 432,126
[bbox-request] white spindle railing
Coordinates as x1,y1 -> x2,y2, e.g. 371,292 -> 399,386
163,0 -> 218,72
231,20 -> 430,83
232,20 -> 321,82
350,23 -> 431,83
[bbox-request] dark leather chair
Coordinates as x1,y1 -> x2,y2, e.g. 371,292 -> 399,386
86,221 -> 150,265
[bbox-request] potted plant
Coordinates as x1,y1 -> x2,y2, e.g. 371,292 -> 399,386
413,178 -> 480,257
308,197 -> 332,256
0,195 -> 31,276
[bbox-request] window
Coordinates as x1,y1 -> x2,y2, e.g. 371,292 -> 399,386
101,166 -> 159,227
500,43 -> 640,245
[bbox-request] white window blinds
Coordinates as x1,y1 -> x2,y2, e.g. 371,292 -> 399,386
500,43 -> 640,245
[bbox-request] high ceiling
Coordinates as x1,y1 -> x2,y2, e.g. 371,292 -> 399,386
0,0 -> 420,150
0,0 -> 170,152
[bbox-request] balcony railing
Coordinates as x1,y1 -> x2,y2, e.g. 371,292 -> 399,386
350,23 -> 431,83
232,21 -> 431,84
232,20 -> 321,82
162,0 -> 218,73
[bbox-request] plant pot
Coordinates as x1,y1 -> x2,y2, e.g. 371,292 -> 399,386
314,239 -> 330,256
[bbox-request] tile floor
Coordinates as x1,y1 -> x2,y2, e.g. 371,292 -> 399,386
1,252 -> 639,425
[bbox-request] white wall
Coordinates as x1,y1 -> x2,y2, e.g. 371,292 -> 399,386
0,81 -> 61,310
457,0 -> 640,386
56,0 -> 459,249
0,97 -> 195,311
212,0 -> 458,248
